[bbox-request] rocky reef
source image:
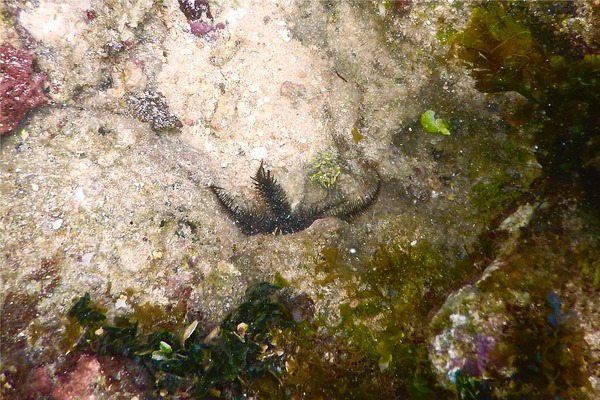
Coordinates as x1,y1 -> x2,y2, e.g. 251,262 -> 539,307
1,1 -> 599,399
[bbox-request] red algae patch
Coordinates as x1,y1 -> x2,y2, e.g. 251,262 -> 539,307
0,42 -> 47,135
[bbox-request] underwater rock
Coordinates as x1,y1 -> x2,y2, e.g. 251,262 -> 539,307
51,355 -> 102,399
125,90 -> 182,133
429,270 -> 513,390
208,36 -> 242,67
280,81 -> 307,106
27,367 -> 53,398
0,42 -> 47,135
178,0 -> 224,38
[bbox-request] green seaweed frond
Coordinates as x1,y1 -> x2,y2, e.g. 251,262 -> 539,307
452,2 -> 600,176
420,110 -> 451,135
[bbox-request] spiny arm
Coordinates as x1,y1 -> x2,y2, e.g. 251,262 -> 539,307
210,185 -> 267,235
328,171 -> 381,222
251,161 -> 292,217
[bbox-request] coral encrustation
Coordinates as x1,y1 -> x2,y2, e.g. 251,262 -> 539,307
0,42 -> 47,135
178,0 -> 225,38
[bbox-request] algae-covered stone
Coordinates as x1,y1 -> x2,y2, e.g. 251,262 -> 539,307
430,261 -> 593,399
429,196 -> 599,399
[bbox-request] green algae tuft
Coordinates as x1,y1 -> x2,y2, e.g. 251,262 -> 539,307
308,149 -> 342,189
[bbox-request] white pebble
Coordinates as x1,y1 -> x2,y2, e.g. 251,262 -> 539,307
278,28 -> 290,42
250,147 -> 268,160
115,295 -> 128,309
51,218 -> 63,230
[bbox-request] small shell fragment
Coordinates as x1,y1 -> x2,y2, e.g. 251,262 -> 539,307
182,320 -> 199,343
51,218 -> 63,230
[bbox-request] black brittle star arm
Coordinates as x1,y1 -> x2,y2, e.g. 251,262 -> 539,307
209,184 -> 270,235
252,161 -> 292,216
329,170 -> 381,222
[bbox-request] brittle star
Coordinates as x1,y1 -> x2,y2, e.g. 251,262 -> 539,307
210,161 -> 380,235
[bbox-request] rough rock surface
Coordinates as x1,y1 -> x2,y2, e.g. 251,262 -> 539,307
1,1 -> 598,398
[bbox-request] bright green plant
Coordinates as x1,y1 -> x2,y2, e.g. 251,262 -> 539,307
420,110 -> 451,135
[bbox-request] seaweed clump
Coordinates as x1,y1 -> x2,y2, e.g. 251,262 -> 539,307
308,149 -> 342,189
66,280 -> 427,398
316,242 -> 476,399
66,284 -> 298,398
452,2 -> 600,181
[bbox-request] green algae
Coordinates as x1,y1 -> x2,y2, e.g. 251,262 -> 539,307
273,271 -> 290,288
352,124 -> 365,144
420,110 -> 451,135
307,149 -> 342,189
66,282 -> 415,398
66,284 -> 296,397
131,299 -> 187,334
470,172 -> 524,226
439,0 -> 600,247
580,256 -> 600,291
436,26 -> 456,45
451,2 -> 538,98
65,268 -> 460,399
68,293 -> 107,325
